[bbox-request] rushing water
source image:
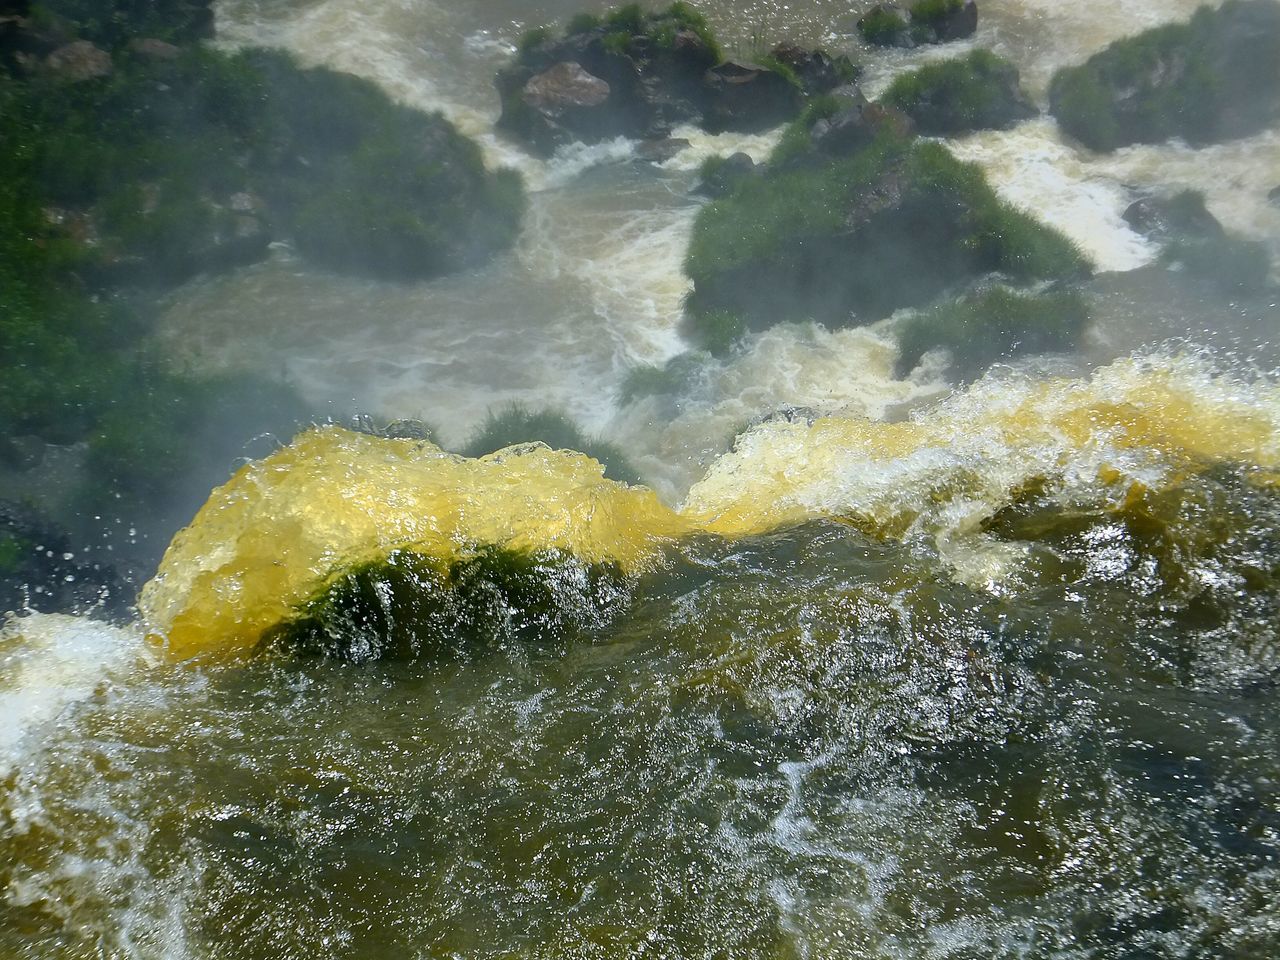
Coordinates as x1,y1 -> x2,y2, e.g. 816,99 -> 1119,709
5,0 -> 1280,956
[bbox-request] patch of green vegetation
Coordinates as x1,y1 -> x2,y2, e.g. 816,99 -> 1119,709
460,404 -> 643,485
271,546 -> 630,663
31,0 -> 213,47
684,135 -> 1090,330
754,54 -> 802,89
908,0 -> 962,27
619,353 -> 708,404
538,2 -> 723,64
0,535 -> 26,576
602,29 -> 635,56
881,50 -> 1033,135
1047,2 -> 1279,151
858,7 -> 908,46
604,3 -> 647,34
566,12 -> 602,35
895,286 -> 1090,380
518,25 -> 555,53
767,93 -> 845,166
683,310 -> 747,356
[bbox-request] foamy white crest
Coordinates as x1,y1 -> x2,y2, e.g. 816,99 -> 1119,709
946,119 -> 1160,272
0,613 -> 148,774
660,123 -> 786,172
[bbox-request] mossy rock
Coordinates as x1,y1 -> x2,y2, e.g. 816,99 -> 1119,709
497,2 -> 848,153
268,546 -> 631,663
460,404 -> 643,486
683,133 -> 1090,338
4,44 -> 526,283
895,286 -> 1090,380
881,50 -> 1036,135
28,0 -> 214,49
858,0 -> 976,48
1048,0 -> 1280,151
1123,189 -> 1272,295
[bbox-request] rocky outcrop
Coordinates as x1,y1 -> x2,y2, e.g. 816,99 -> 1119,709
683,119 -> 1089,353
1123,190 -> 1271,294
880,50 -> 1036,136
497,4 -> 854,155
858,0 -> 978,49
44,39 -> 111,80
810,93 -> 914,159
702,59 -> 802,133
1049,0 -> 1280,151
694,151 -> 759,197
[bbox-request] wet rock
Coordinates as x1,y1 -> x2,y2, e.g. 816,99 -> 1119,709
684,136 -> 1089,342
767,42 -> 860,94
703,60 -> 803,134
858,1 -> 977,48
695,151 -> 759,197
1124,189 -> 1271,294
1268,185 -> 1280,206
127,37 -> 181,60
811,94 -> 914,157
497,9 -> 829,154
857,5 -> 912,48
524,60 -> 612,112
1123,191 -> 1225,246
45,39 -> 111,80
932,0 -> 979,42
89,193 -> 271,288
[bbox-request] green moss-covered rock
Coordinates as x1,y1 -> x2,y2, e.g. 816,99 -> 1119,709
28,0 -> 214,48
895,286 -> 1090,380
1048,0 -> 1280,151
858,0 -> 977,48
460,404 -> 643,485
5,44 -> 525,283
1123,189 -> 1272,295
683,132 -> 1090,343
881,50 -> 1036,135
269,546 -> 631,663
497,2 -> 851,154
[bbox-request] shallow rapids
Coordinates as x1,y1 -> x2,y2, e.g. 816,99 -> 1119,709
5,0 -> 1280,955
6,347 -> 1280,954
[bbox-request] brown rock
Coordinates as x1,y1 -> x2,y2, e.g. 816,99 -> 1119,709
45,40 -> 111,80
128,37 -> 181,60
523,61 -> 611,113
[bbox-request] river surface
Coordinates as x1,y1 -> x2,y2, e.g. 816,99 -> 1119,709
5,0 -> 1280,956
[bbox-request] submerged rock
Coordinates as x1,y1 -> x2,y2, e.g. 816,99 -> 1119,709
1049,0 -> 1280,151
1123,189 -> 1272,295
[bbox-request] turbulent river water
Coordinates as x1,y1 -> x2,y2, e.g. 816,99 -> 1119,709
4,0 -> 1280,956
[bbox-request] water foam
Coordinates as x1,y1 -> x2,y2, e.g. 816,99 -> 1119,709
139,353 -> 1280,658
0,613 -> 148,775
